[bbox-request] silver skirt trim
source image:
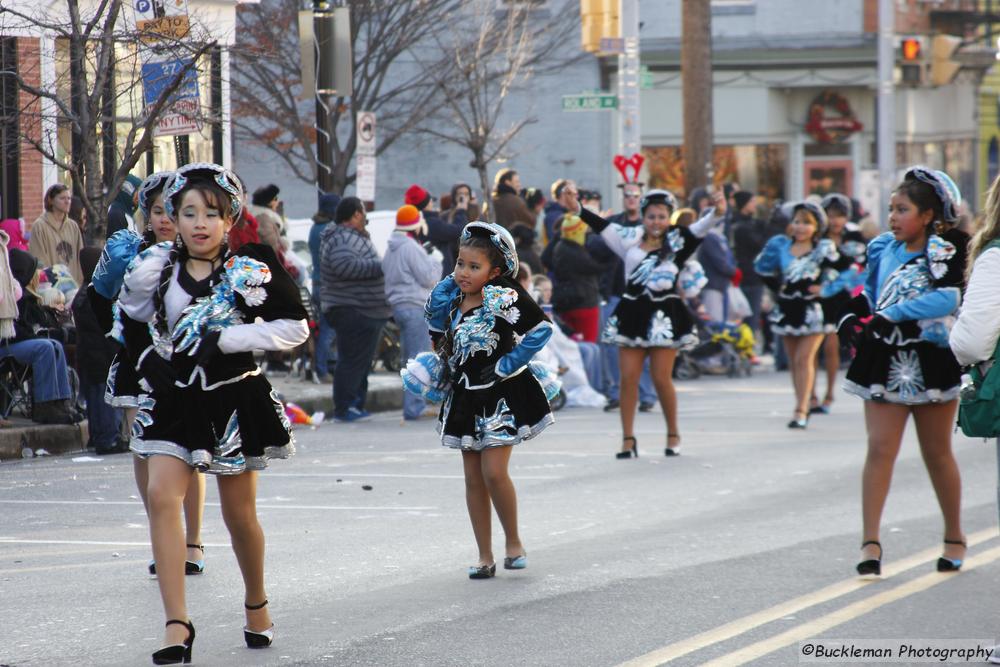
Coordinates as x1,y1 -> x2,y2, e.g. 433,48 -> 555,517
842,379 -> 960,406
606,332 -> 699,350
440,413 -> 555,451
772,323 -> 835,336
130,438 -> 294,475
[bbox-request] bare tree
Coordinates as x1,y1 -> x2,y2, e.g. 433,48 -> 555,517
1,0 -> 216,241
416,0 -> 582,221
231,0 -> 462,195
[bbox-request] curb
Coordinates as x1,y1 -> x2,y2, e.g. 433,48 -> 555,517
0,420 -> 89,462
287,384 -> 403,419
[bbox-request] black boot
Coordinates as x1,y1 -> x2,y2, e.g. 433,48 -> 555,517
33,400 -> 77,425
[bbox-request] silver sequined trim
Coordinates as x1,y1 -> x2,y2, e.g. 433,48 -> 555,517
842,379 -> 960,406
440,413 -> 555,451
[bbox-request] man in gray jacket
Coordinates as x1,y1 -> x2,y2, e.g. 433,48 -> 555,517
320,197 -> 392,422
382,204 -> 443,420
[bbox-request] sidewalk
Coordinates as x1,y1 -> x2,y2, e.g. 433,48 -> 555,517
0,370 -> 404,463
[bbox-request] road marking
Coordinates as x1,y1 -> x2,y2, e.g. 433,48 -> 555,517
0,538 -> 230,547
264,472 -> 563,480
701,544 -> 1000,666
0,557 -> 150,575
0,499 -> 438,511
616,527 -> 996,667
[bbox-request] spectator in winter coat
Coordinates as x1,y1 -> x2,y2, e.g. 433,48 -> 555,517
382,205 -> 443,420
543,179 -> 578,244
509,222 -> 544,275
698,222 -> 737,323
488,168 -> 535,229
309,193 -> 340,381
249,184 -> 289,257
30,184 -> 84,285
228,207 -> 261,252
105,174 -> 142,238
320,196 -> 391,422
551,215 -> 607,342
0,247 -> 80,425
0,219 -> 28,252
406,184 -> 462,276
729,190 -> 767,333
73,247 -> 125,453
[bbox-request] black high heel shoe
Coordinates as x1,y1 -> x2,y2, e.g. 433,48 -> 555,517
856,540 -> 882,577
937,538 -> 967,572
665,433 -> 681,457
148,544 -> 206,576
244,599 -> 275,648
152,619 -> 195,665
616,436 -> 638,459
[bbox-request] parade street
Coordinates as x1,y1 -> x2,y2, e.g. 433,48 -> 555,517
3,369 -> 999,667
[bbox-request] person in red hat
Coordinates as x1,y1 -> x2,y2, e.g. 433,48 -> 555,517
405,184 -> 462,277
383,205 -> 444,420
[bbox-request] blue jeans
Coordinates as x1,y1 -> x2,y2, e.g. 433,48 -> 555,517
0,338 -> 71,402
325,306 -> 387,416
312,288 -> 335,376
741,284 -> 765,335
577,341 -> 603,392
600,297 -> 656,403
82,380 -> 121,449
394,304 -> 431,420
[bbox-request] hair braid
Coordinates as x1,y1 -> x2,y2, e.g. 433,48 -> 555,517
152,241 -> 184,338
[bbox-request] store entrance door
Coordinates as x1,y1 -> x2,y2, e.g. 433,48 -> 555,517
803,159 -> 853,197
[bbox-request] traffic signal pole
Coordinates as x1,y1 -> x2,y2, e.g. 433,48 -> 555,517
313,0 -> 336,195
877,0 -> 895,228
681,0 -> 713,193
618,0 -> 640,159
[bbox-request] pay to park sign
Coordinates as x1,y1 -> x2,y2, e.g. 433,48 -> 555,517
133,0 -> 191,40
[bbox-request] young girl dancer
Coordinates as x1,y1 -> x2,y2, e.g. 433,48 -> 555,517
92,172 -> 208,577
114,163 -> 309,663
811,194 -> 868,415
577,189 -> 725,458
417,222 -> 554,579
838,166 -> 966,577
754,202 -> 852,428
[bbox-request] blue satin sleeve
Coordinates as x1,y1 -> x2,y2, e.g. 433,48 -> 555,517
496,322 -> 553,377
753,235 -> 789,277
863,232 -> 894,308
91,229 -> 143,299
880,287 -> 961,323
820,264 -> 864,299
424,275 -> 460,335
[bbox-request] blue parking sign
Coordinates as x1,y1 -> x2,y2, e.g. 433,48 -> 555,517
141,58 -> 199,109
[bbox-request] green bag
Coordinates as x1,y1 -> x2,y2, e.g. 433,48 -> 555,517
957,239 -> 1000,438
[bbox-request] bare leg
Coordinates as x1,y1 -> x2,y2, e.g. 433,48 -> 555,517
217,471 -> 272,633
481,446 -> 522,558
783,336 -> 803,419
790,334 -> 824,419
618,348 -> 646,452
462,451 -> 493,566
146,455 -> 195,646
912,400 -> 965,561
648,348 -> 679,450
821,333 -> 840,406
133,455 -> 150,513
183,473 -> 206,563
861,401 -> 910,561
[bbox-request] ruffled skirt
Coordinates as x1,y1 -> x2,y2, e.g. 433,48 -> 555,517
820,291 -> 851,327
104,353 -> 142,408
844,333 -> 961,405
603,294 -> 698,349
130,372 -> 294,474
439,369 -> 554,450
769,296 -> 831,336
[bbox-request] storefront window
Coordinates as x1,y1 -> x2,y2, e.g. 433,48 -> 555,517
643,143 -> 788,206
897,139 -> 974,210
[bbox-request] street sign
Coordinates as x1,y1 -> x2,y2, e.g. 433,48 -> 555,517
141,58 -> 198,108
153,98 -> 201,137
562,93 -> 618,112
599,37 -> 624,54
640,65 -> 653,90
356,154 -> 376,202
357,111 -> 376,157
133,0 -> 190,41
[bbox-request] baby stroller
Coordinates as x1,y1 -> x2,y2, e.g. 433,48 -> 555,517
680,319 -> 754,379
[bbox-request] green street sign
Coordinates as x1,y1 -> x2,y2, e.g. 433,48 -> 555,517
640,66 -> 653,90
562,93 -> 618,112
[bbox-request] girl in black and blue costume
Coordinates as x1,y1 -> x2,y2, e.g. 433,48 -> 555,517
837,167 -> 967,578
811,193 -> 868,415
754,202 -> 853,428
91,171 -> 209,578
405,222 -> 554,580
113,163 -> 308,664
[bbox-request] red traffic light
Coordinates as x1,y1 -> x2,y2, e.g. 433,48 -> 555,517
902,38 -> 922,61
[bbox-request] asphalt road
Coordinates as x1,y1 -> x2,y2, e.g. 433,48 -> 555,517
2,369 -> 999,667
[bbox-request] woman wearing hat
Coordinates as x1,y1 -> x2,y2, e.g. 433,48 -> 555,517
383,205 -> 443,420
576,188 -> 725,458
754,201 -> 853,429
837,167 -> 967,577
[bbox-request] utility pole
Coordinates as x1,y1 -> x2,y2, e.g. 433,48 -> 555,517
313,0 -> 336,195
876,0 -> 895,227
618,0 -> 640,159
681,0 -> 713,194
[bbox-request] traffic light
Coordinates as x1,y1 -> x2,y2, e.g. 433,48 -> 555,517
930,34 -> 962,86
899,36 -> 923,85
580,0 -> 619,54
